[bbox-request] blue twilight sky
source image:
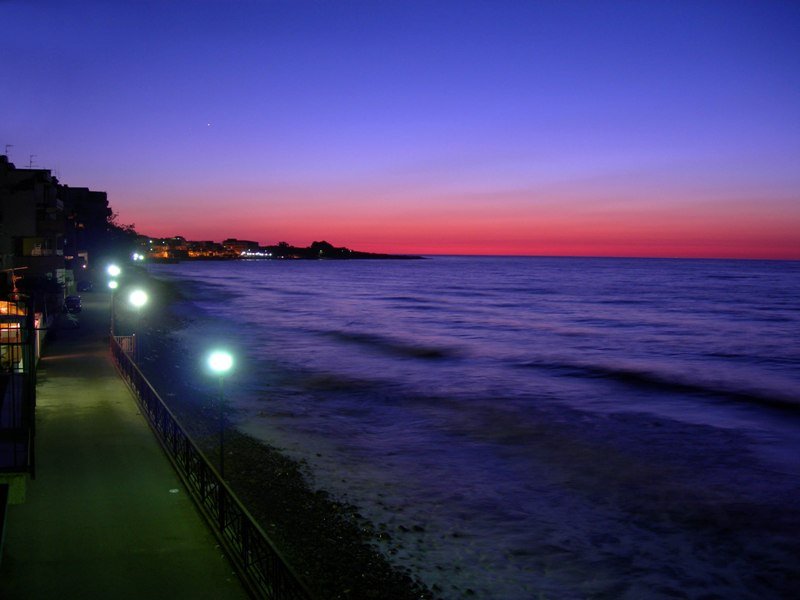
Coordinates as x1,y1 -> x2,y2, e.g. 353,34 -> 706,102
2,0 -> 799,257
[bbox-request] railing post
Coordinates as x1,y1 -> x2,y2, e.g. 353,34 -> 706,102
242,521 -> 250,568
218,484 -> 226,535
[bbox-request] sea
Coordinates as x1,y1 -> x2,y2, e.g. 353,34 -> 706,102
148,256 -> 800,599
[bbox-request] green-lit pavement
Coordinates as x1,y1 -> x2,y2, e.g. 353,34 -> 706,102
0,292 -> 248,599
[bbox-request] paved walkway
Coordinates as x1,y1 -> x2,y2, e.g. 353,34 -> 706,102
0,291 -> 249,599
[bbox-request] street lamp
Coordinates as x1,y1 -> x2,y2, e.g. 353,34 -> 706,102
207,350 -> 234,478
107,264 -> 121,278
129,289 -> 148,361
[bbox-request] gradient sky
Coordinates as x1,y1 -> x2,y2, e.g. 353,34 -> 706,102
2,0 -> 799,258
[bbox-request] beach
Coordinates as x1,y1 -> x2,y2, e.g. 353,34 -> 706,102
115,270 -> 434,600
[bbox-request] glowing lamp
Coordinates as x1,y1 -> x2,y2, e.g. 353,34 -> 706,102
208,350 -> 234,375
108,280 -> 119,290
107,264 -> 121,277
129,289 -> 148,309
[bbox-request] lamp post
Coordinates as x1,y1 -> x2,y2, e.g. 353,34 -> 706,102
207,350 -> 234,478
107,265 -> 122,336
128,289 -> 148,362
108,279 -> 119,335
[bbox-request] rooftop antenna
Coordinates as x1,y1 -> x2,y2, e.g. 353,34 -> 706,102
28,154 -> 36,168
3,144 -> 12,158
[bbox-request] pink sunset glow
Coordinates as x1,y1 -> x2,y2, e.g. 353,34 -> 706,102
3,1 -> 798,259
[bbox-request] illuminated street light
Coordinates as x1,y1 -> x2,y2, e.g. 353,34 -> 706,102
108,280 -> 119,290
208,350 -> 234,375
107,264 -> 121,277
207,349 -> 234,478
129,289 -> 148,309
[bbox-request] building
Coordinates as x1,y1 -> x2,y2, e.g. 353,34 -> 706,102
146,236 -> 189,261
60,185 -> 111,272
222,238 -> 259,255
0,155 -> 52,493
0,155 -> 66,288
187,240 -> 231,258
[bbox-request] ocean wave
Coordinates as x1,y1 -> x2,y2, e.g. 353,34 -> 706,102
293,371 -> 383,393
383,299 -> 442,312
517,360 -> 800,411
380,295 -> 433,304
320,329 -> 458,359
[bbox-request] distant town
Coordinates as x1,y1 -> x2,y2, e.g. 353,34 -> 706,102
0,154 -> 418,301
143,237 -> 420,262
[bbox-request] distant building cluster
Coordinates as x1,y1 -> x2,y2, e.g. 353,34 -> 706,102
140,236 -> 266,261
135,238 -> 381,261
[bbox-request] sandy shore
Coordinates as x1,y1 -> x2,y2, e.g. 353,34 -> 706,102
117,269 -> 435,600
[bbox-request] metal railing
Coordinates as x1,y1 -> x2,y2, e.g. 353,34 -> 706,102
111,336 -> 313,600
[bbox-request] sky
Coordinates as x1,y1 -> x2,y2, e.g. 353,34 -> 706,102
2,0 -> 799,258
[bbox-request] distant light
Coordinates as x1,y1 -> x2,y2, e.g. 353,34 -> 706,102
108,280 -> 119,290
107,264 -> 121,277
241,250 -> 273,258
208,350 -> 234,375
129,289 -> 148,308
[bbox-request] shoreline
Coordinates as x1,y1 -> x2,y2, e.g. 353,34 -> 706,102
124,270 -> 434,600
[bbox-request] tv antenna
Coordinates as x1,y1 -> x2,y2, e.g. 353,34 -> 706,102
3,144 -> 12,158
28,154 -> 36,168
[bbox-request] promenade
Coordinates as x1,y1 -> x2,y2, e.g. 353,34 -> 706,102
0,291 -> 248,599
